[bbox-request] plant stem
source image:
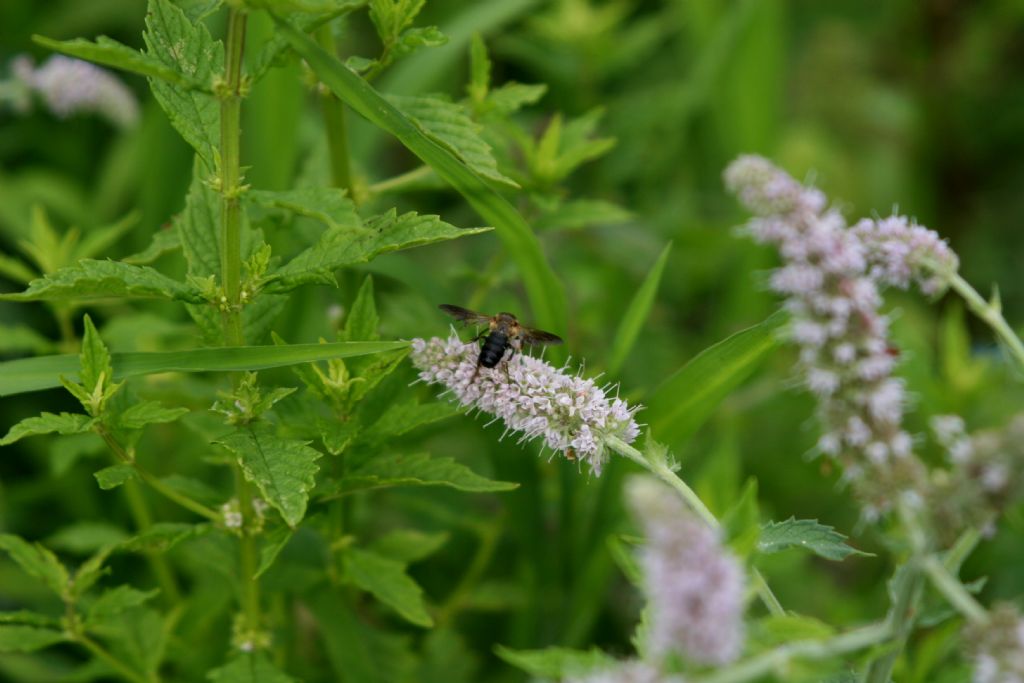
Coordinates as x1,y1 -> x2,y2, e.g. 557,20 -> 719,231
219,7 -> 247,348
234,463 -> 262,639
367,165 -> 436,195
864,560 -> 925,683
315,25 -> 353,195
695,621 -> 892,683
922,555 -> 989,625
946,271 -> 1024,373
605,435 -> 785,616
76,633 -> 153,683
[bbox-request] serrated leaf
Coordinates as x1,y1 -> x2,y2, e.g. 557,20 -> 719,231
494,645 -> 615,678
33,35 -> 197,88
321,453 -> 517,498
0,412 -> 95,446
143,0 -> 222,161
266,209 -> 488,293
217,425 -> 322,527
94,464 -> 139,490
390,94 -> 517,188
345,548 -> 432,627
0,259 -> 201,303
0,534 -> 69,596
87,586 -> 160,623
123,225 -> 181,265
360,399 -> 458,443
248,188 -> 359,232
0,625 -> 66,652
117,523 -> 206,553
607,242 -> 671,375
368,0 -> 425,43
117,401 -> 189,430
208,652 -> 297,683
255,526 -> 294,578
80,314 -> 111,394
487,82 -> 546,115
370,530 -> 448,563
646,311 -> 785,444
0,339 -> 408,396
271,18 -> 566,337
104,607 -> 166,677
758,518 -> 870,562
71,546 -> 114,598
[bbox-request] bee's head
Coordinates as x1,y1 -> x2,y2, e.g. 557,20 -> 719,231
494,312 -> 520,333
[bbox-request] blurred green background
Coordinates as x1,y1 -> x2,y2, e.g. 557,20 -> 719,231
2,0 -> 1024,680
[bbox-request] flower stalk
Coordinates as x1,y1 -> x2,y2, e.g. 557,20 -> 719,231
315,25 -> 353,195
944,270 -> 1024,374
219,7 -> 247,348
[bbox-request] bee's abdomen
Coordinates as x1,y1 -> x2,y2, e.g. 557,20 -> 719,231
479,332 -> 508,368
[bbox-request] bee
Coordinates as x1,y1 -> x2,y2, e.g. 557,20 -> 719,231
439,304 -> 564,370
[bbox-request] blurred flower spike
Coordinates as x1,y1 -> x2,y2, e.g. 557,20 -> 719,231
626,476 -> 746,666
967,604 -> 1024,683
10,54 -> 139,128
410,333 -> 640,475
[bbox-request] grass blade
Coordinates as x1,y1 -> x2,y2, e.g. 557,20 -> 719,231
270,14 -> 567,339
606,242 -> 671,376
0,341 -> 408,397
645,311 -> 785,445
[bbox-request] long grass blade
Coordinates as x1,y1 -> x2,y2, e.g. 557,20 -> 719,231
606,242 -> 671,376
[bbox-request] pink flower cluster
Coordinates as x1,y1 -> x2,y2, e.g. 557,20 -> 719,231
626,477 -> 745,666
11,55 -> 139,128
723,155 -> 965,514
410,333 -> 639,474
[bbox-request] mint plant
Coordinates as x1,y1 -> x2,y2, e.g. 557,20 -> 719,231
1,2 -> 1022,682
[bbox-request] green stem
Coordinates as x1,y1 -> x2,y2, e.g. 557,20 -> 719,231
864,561 -> 925,683
234,463 -> 262,640
605,435 -> 785,616
922,555 -> 989,625
695,621 -> 891,683
315,25 -> 353,195
367,165 -> 436,195
946,271 -> 1024,373
219,7 -> 247,347
94,426 -> 182,604
76,633 -> 153,683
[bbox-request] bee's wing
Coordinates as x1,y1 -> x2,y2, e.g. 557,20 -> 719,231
438,304 -> 492,326
519,327 -> 564,346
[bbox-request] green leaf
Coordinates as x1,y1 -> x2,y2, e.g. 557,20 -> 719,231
32,35 -> 197,88
267,209 -> 488,293
607,242 -> 671,375
0,534 -> 69,596
208,652 -> 297,683
370,530 -> 448,564
80,314 -> 112,394
116,401 -> 189,430
0,625 -> 66,652
466,33 -> 490,103
321,453 -> 517,498
534,199 -> 632,231
248,188 -> 360,232
123,225 -> 181,265
0,340 -> 408,396
117,523 -> 206,553
757,518 -> 870,562
494,645 -> 615,678
270,16 -> 567,337
0,412 -> 95,446
341,275 -> 379,342
646,310 -> 785,444
177,166 -> 221,279
104,607 -> 167,677
71,546 -> 113,599
345,548 -> 432,627
722,478 -> 760,556
87,586 -> 160,624
94,464 -> 139,490
487,82 -> 546,115
0,252 -> 38,284
46,522 -> 129,555
255,526 -> 294,578
360,400 -> 459,443
143,0 -> 222,161
0,611 -> 60,627
217,425 -> 322,527
526,111 -> 616,184
389,94 -> 518,188
0,259 -> 201,303
752,614 -> 835,646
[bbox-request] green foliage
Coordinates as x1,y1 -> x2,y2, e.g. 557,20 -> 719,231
0,626 -> 66,652
208,652 -> 297,683
94,464 -> 139,490
216,424 -> 322,526
0,412 -> 95,445
320,452 -> 517,497
344,547 -> 433,626
0,259 -> 202,303
758,518 -> 871,562
0,534 -> 69,596
32,35 -> 201,88
607,242 -> 672,376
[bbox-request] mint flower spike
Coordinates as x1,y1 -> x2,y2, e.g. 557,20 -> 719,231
410,333 -> 640,475
11,55 -> 139,128
626,476 -> 745,667
967,604 -> 1024,683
